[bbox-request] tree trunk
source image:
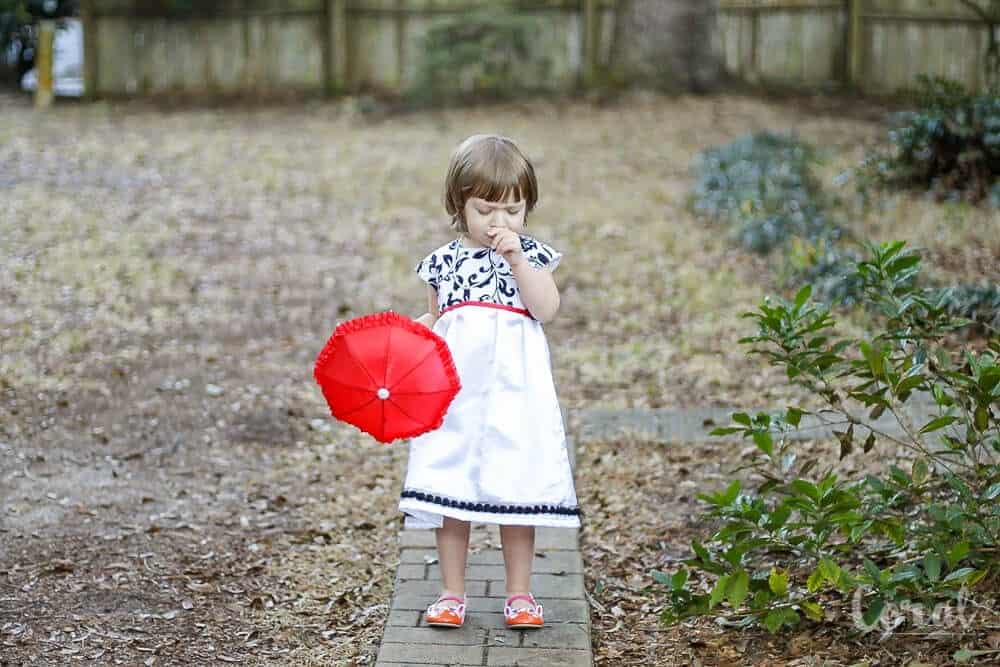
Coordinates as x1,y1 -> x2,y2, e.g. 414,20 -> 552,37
610,0 -> 723,93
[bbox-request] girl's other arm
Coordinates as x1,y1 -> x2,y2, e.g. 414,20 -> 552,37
510,263 -> 560,323
414,285 -> 439,328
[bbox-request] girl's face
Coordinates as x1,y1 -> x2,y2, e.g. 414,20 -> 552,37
461,190 -> 526,247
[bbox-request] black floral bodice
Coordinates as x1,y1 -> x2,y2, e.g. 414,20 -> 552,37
415,235 -> 562,311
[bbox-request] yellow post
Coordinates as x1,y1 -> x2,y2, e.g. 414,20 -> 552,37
35,18 -> 56,109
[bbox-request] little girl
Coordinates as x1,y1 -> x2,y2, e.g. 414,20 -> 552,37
403,134 -> 581,629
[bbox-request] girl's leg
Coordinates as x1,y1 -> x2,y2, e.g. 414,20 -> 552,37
499,524 -> 535,609
435,516 -> 471,605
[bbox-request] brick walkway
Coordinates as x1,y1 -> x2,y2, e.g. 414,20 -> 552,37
376,526 -> 591,666
376,439 -> 592,667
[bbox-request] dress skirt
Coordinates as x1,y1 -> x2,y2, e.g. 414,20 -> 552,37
399,302 -> 581,529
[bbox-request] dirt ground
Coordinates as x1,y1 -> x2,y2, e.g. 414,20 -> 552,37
2,89 -> 997,665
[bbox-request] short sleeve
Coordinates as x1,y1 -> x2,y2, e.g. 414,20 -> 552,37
416,244 -> 454,289
521,236 -> 562,272
415,254 -> 439,289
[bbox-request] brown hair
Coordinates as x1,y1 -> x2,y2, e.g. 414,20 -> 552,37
443,134 -> 539,232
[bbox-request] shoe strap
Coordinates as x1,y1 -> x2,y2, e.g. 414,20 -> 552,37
504,593 -> 541,616
428,595 -> 466,616
434,594 -> 466,606
505,593 -> 536,607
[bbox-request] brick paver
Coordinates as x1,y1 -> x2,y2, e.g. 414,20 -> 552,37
376,441 -> 592,667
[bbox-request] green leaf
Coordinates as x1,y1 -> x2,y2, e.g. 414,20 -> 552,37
919,415 -> 958,434
766,503 -> 792,531
818,558 -> 842,586
984,482 -> 1000,501
923,555 -> 941,582
786,407 -> 803,427
800,600 -> 824,622
932,383 -> 953,407
793,285 -> 812,311
862,558 -> 881,583
895,373 -> 926,396
806,567 -> 824,593
692,540 -> 711,565
768,567 -> 789,596
886,254 -> 920,276
721,479 -> 741,505
727,569 -> 749,608
732,412 -> 752,427
709,574 -> 730,610
942,567 -> 977,584
975,405 -> 989,431
762,607 -> 799,633
947,541 -> 970,568
862,596 -> 885,627
790,479 -> 820,503
952,649 -> 1000,663
753,430 -> 774,457
671,568 -> 689,592
710,426 -> 745,436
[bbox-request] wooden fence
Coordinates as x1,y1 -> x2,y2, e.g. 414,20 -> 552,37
719,0 -> 999,94
81,0 -> 617,97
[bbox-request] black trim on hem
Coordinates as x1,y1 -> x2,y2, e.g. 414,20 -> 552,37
401,489 -> 581,516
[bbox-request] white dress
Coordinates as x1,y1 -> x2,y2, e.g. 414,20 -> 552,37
398,234 -> 581,529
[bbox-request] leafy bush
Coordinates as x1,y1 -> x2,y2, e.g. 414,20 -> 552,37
782,237 -> 865,307
934,283 -> 1000,334
691,132 -> 843,255
1,1 -> 30,59
408,9 -> 552,108
859,75 -> 1000,204
658,242 -> 999,647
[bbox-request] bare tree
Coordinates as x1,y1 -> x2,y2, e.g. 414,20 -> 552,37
610,0 -> 723,93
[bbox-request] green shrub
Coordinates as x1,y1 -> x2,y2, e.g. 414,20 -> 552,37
408,9 -> 553,108
859,75 -> 1000,204
782,237 -> 865,306
690,132 -> 843,254
659,242 -> 999,646
934,283 -> 1000,334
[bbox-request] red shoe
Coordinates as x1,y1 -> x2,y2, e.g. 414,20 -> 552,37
504,593 -> 544,629
425,594 -> 466,628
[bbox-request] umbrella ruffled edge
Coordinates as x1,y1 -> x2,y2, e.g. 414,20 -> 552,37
313,310 -> 462,443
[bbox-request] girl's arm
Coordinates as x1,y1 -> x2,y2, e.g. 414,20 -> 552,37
414,285 -> 439,328
510,262 -> 560,323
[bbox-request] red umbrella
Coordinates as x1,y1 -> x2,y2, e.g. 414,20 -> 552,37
313,311 -> 461,443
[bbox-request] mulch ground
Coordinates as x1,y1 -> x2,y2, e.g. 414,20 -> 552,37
2,88 -> 996,666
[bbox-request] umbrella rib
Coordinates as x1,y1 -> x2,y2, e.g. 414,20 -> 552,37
389,389 -> 458,396
387,396 -> 433,430
340,336 -> 380,389
321,378 -> 380,393
383,325 -> 393,387
335,396 -> 379,419
385,346 -> 437,391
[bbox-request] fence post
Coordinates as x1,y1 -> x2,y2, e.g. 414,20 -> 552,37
395,0 -> 405,91
328,0 -> 348,92
847,0 -> 863,89
583,0 -> 598,86
81,0 -> 98,99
